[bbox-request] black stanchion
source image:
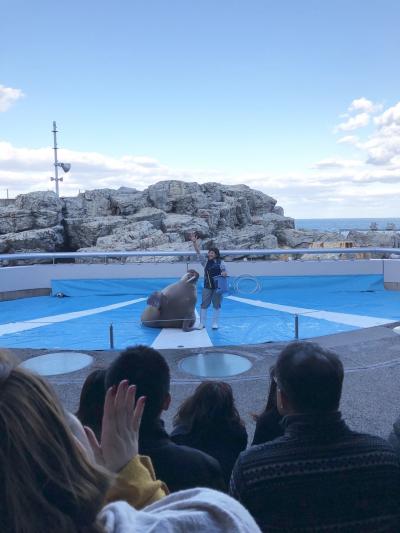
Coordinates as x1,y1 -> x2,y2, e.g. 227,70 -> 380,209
109,323 -> 114,349
294,314 -> 299,339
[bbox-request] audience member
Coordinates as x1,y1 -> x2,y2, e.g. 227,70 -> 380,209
251,366 -> 284,446
76,368 -> 106,441
388,416 -> 400,455
66,411 -> 168,510
0,352 -> 261,532
171,381 -> 248,483
105,345 -> 226,492
230,341 -> 400,531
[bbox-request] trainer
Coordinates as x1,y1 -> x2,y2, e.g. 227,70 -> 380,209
190,233 -> 227,329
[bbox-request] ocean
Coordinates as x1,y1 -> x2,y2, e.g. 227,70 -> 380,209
296,218 -> 400,233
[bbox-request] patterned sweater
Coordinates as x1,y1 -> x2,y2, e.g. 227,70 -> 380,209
230,412 -> 400,532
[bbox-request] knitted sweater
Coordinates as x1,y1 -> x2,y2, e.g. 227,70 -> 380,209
230,411 -> 400,532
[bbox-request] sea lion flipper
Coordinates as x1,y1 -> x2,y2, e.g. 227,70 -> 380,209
147,291 -> 164,309
182,317 -> 196,332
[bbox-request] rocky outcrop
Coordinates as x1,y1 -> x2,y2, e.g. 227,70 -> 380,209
3,181 -> 398,262
0,225 -> 64,254
275,229 -> 343,248
0,191 -> 63,234
347,230 -> 400,249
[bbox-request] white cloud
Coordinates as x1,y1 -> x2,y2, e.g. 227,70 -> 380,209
374,102 -> 400,127
2,99 -> 400,218
335,112 -> 370,132
337,135 -> 359,145
0,85 -> 25,112
312,158 -> 363,169
348,97 -> 381,114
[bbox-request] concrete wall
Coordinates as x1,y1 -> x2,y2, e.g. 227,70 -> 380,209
0,259 -> 385,298
383,259 -> 400,290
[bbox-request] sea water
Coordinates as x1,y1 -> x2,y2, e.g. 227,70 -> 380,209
296,218 -> 400,233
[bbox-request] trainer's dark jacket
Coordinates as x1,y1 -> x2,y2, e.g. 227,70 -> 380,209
196,253 -> 227,289
230,412 -> 400,532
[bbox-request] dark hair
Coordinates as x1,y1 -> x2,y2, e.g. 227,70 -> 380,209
105,345 -> 170,425
208,247 -> 220,259
253,366 -> 277,421
275,341 -> 344,413
76,370 -> 106,441
0,352 -> 109,533
173,381 -> 243,434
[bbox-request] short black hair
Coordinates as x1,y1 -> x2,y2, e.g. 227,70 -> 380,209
105,345 -> 170,424
275,341 -> 344,413
76,369 -> 106,440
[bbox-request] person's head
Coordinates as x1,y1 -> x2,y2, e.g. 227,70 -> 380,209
275,341 -> 344,415
207,247 -> 220,261
0,352 -> 109,533
105,345 -> 170,426
76,369 -> 106,441
174,381 -> 243,432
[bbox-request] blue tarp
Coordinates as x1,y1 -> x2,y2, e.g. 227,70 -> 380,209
0,275 -> 399,350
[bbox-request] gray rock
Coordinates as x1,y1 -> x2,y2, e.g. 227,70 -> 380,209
147,181 -> 206,213
252,213 -> 295,234
161,214 -> 210,238
347,230 -> 400,248
0,225 -> 64,254
109,190 -> 147,215
0,191 -> 63,234
64,216 -> 129,249
127,207 -> 166,229
95,221 -> 169,250
275,228 -> 343,248
63,189 -> 115,218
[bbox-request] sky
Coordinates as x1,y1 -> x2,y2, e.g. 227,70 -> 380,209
1,0 -> 400,219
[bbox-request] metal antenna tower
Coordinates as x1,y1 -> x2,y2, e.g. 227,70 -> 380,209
50,121 -> 71,196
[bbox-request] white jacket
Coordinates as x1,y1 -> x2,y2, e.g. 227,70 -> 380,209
99,487 -> 260,532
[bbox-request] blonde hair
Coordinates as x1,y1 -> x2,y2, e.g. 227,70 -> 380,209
0,353 -> 110,533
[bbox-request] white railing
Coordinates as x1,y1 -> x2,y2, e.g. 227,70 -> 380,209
1,247 -> 400,262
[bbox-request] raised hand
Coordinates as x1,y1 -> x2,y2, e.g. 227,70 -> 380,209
85,380 -> 146,473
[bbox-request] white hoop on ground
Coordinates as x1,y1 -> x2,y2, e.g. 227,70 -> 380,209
232,275 -> 262,294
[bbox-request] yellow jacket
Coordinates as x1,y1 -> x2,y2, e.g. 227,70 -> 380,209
106,455 -> 169,510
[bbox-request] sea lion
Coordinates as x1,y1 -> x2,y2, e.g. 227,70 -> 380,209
141,269 -> 200,332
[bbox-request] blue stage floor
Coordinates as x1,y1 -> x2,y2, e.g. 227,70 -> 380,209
1,275 -> 399,350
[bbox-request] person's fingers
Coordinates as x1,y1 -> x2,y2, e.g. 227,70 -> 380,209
132,396 -> 146,433
114,380 -> 129,434
102,385 -> 117,438
84,426 -> 104,465
126,384 -> 137,427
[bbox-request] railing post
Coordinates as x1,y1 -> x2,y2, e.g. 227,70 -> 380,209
294,314 -> 299,339
109,323 -> 114,349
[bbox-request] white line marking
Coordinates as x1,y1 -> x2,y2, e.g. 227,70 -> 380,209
226,295 -> 394,328
0,298 -> 147,336
151,310 -> 213,349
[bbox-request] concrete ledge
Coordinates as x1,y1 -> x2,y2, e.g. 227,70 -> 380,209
0,288 -> 51,301
384,282 -> 400,291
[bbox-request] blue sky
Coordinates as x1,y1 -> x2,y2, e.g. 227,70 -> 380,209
1,0 -> 400,217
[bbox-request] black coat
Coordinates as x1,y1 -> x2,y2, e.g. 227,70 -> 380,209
251,407 -> 284,446
171,422 -> 248,484
139,419 -> 226,493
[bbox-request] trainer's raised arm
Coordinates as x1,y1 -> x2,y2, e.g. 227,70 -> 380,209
190,232 -> 201,254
